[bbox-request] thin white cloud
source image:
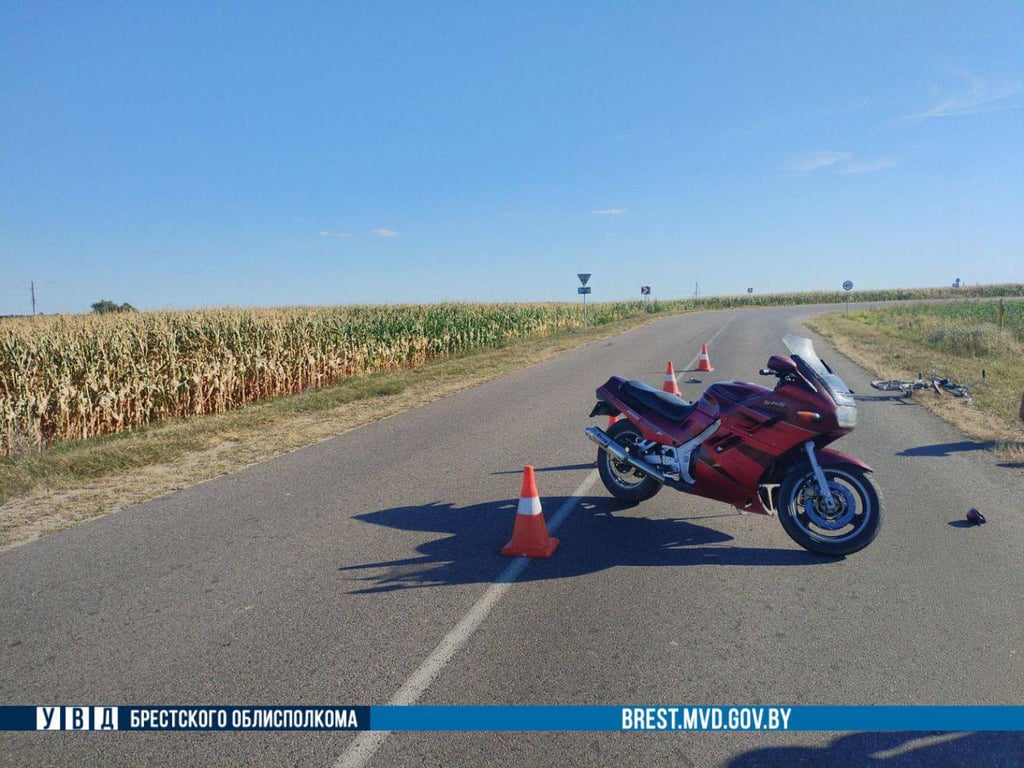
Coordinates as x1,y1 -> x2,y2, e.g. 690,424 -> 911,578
906,72 -> 1024,121
788,151 -> 850,173
842,158 -> 899,175
593,208 -> 627,216
319,231 -> 353,238
372,228 -> 400,238
787,151 -> 895,176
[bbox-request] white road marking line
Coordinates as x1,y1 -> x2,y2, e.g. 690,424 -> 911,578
333,469 -> 599,768
682,316 -> 736,371
870,732 -> 971,759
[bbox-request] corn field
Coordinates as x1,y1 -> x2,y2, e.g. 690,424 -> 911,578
0,302 -> 647,455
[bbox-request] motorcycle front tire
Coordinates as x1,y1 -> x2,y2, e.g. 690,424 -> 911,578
777,463 -> 883,556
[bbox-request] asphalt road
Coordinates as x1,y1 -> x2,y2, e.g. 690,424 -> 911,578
2,305 -> 1023,767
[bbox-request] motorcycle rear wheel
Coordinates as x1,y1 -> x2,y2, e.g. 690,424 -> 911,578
777,463 -> 883,556
597,420 -> 662,503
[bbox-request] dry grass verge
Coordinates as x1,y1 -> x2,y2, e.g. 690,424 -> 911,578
809,310 -> 1024,466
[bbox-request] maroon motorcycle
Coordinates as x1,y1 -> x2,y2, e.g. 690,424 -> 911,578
585,335 -> 882,556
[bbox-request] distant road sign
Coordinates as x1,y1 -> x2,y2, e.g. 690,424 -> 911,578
843,280 -> 854,291
578,286 -> 592,295
578,273 -> 591,286
641,286 -> 651,295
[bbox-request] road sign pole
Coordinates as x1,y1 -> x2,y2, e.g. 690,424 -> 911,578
843,280 -> 854,313
577,273 -> 592,329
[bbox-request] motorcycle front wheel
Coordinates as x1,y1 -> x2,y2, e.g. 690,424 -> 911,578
596,420 -> 662,503
777,464 -> 883,556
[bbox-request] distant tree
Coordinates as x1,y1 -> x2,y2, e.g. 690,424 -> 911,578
91,300 -> 137,314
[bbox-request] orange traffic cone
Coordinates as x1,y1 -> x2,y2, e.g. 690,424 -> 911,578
502,466 -> 559,558
663,362 -> 682,396
697,344 -> 714,372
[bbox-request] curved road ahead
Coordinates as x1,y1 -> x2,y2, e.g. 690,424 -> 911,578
2,305 -> 1022,767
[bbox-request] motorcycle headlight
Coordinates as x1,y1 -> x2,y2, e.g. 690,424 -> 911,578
836,405 -> 857,427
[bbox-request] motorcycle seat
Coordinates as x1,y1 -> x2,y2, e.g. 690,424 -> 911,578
619,379 -> 695,423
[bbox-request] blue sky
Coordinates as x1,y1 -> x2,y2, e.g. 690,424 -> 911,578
2,1 -> 1022,313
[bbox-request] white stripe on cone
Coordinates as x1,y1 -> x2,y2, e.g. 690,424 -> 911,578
517,494 -> 542,516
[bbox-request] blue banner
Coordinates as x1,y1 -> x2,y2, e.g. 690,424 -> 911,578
372,706 -> 1024,732
2,705 -> 1023,732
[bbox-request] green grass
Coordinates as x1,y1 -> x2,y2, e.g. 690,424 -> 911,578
846,298 -> 1024,355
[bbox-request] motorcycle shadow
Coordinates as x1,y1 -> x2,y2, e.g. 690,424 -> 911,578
339,495 -> 837,594
727,731 -> 1024,768
897,440 -> 992,457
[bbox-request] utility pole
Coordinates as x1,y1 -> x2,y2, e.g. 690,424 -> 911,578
31,281 -> 36,316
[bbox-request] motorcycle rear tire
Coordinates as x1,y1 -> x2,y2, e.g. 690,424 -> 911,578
597,420 -> 662,503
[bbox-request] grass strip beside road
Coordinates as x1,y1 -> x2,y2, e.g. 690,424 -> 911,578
809,308 -> 1024,464
0,313 -> 663,549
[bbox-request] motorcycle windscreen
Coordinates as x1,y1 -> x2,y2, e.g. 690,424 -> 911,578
783,335 -> 856,411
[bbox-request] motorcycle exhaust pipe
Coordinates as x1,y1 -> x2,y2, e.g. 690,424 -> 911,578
585,426 -> 668,484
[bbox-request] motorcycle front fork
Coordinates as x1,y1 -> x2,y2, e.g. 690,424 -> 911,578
804,441 -> 837,511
